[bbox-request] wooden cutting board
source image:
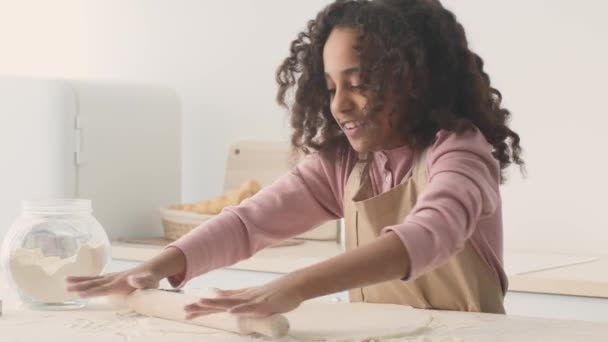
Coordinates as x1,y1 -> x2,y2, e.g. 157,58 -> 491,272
224,141 -> 340,241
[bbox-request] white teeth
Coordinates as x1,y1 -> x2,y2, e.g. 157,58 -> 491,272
344,120 -> 363,129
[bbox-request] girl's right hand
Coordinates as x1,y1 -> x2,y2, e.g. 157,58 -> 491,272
65,267 -> 161,298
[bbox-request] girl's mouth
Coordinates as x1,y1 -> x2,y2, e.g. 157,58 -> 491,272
341,119 -> 369,138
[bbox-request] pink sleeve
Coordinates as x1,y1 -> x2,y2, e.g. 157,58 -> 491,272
381,128 -> 500,280
166,152 -> 347,287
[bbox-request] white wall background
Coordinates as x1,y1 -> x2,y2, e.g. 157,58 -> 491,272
0,0 -> 606,255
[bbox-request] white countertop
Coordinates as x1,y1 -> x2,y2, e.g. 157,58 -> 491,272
1,274 -> 608,341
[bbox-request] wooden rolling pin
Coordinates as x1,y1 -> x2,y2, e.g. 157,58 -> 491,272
122,289 -> 290,338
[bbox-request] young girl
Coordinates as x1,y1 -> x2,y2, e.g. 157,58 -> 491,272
67,0 -> 524,318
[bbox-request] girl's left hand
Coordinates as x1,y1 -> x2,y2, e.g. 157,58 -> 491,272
184,276 -> 305,319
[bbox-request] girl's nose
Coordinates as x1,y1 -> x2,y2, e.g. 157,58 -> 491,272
331,88 -> 355,115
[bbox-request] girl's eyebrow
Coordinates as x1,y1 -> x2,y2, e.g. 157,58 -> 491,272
324,66 -> 361,78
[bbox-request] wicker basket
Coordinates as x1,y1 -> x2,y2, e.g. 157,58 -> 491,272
160,207 -> 215,241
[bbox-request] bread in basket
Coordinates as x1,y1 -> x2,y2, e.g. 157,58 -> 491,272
161,179 -> 262,240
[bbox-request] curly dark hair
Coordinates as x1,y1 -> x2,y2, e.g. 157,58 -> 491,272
276,0 -> 524,183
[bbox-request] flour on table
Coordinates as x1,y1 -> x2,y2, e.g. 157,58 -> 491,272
8,242 -> 107,303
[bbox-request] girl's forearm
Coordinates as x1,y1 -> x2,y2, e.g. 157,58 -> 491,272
290,232 -> 410,301
140,246 -> 187,279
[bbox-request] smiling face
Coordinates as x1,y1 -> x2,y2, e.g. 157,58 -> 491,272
323,27 -> 405,153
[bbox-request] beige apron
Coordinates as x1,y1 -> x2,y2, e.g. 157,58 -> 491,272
343,150 -> 505,314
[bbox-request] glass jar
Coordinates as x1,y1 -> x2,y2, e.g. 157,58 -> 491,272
1,199 -> 111,309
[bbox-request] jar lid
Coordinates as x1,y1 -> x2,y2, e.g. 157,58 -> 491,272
22,199 -> 92,215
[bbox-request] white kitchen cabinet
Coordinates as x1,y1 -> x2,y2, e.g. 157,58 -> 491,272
109,241 -> 608,322
0,76 -> 181,242
107,259 -> 349,302
108,259 -> 608,320
504,291 -> 608,323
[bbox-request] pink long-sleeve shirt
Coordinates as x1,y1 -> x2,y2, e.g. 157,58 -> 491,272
168,127 -> 508,294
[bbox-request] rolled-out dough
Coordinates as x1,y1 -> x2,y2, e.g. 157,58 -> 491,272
283,302 -> 434,341
109,289 -> 433,341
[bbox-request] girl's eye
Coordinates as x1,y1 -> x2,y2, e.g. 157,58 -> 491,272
327,84 -> 365,97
